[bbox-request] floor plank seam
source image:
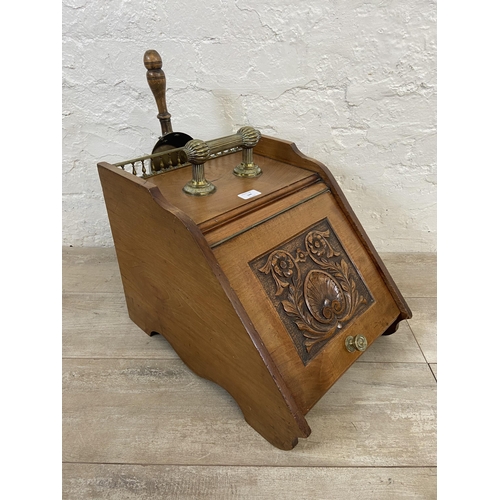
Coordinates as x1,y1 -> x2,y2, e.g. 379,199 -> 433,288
428,363 -> 437,382
62,462 -> 437,469
62,357 -> 433,364
62,250 -> 436,485
406,321 -> 431,365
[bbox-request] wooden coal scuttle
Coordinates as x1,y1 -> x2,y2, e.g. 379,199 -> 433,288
98,50 -> 412,450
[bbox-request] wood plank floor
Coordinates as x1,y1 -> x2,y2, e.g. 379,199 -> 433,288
62,248 -> 437,499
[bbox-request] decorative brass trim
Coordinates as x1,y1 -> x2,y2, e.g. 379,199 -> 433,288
345,334 -> 368,352
182,140 -> 216,196
112,128 -> 260,181
233,127 -> 262,178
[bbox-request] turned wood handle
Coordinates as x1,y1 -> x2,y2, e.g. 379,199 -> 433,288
144,50 -> 173,136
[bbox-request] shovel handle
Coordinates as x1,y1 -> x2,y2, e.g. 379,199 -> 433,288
144,50 -> 173,135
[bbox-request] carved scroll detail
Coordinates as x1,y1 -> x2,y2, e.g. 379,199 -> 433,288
251,219 -> 374,364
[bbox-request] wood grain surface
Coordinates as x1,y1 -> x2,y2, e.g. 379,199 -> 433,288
148,152 -> 317,227
62,249 -> 436,498
254,136 -> 412,320
406,298 -> 437,363
62,293 -> 178,359
380,253 -> 437,298
213,190 -> 402,414
63,358 -> 435,466
98,135 -> 414,448
62,293 -> 423,363
63,464 -> 437,500
98,163 -> 310,450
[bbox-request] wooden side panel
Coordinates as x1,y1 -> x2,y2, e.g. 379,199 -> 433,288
97,163 -> 310,450
254,136 -> 412,325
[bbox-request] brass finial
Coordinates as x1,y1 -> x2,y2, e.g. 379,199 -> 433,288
233,126 -> 262,178
182,140 -> 216,196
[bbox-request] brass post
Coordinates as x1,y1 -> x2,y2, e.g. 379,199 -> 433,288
233,126 -> 262,178
182,140 -> 216,196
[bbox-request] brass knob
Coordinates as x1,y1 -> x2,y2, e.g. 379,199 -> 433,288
182,140 -> 216,196
345,334 -> 368,353
233,126 -> 262,178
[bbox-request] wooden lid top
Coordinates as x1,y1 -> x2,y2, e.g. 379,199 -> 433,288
147,151 -> 319,231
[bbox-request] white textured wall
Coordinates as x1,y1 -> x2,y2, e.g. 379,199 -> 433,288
62,0 -> 436,251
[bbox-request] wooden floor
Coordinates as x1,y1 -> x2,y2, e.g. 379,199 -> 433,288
62,248 -> 437,499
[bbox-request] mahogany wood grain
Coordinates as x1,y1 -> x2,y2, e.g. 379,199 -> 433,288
98,163 -> 310,450
212,191 -> 401,413
204,181 -> 327,247
147,152 -> 317,227
97,136 -> 412,449
254,136 -> 412,326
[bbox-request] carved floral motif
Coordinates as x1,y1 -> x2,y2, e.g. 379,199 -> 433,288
252,219 -> 374,364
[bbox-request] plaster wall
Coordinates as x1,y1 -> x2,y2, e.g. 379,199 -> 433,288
62,0 -> 436,251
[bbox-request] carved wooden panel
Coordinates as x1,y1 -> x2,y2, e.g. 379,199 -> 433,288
250,218 -> 374,365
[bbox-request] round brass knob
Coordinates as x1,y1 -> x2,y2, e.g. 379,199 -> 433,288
237,126 -> 261,148
345,334 -> 368,353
